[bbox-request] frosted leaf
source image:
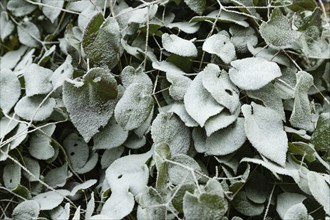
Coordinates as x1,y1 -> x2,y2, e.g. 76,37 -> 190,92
245,172 -> 270,204
7,0 -> 37,17
165,102 -> 199,127
85,192 -> 95,219
29,124 -> 56,160
101,147 -> 124,169
168,154 -> 202,185
42,0 -> 64,23
167,22 -> 200,34
17,21 -> 40,48
24,64 -> 53,97
311,113 -> 330,151
124,133 -> 146,149
184,0 -> 205,15
0,115 -> 19,139
72,206 -> 80,220
127,5 -> 158,24
289,71 -> 314,132
190,10 -> 249,27
105,150 -> 152,194
203,33 -> 236,64
76,152 -> 98,174
202,64 -> 240,113
0,69 -> 21,113
229,26 -> 258,53
192,127 -> 207,153
134,105 -> 154,137
14,96 -> 56,121
284,203 -> 309,220
115,83 -> 154,131
33,190 -> 69,210
63,68 -> 118,142
90,215 -> 111,219
0,46 -> 27,70
240,157 -> 300,182
152,60 -> 186,75
22,157 -> 40,182
273,67 -> 297,99
308,171 -> 330,215
121,66 -> 152,90
204,118 -> 246,155
184,71 -> 224,127
276,192 -> 306,219
260,9 -> 301,49
12,200 -> 40,220
229,57 -> 282,90
231,191 -> 264,216
246,83 -> 285,120
14,49 -> 34,76
82,13 -> 123,69
101,190 -> 134,219
162,34 -> 198,57
70,179 -> 97,196
166,72 -> 192,101
0,12 -> 15,41
93,117 -> 128,150
204,106 -> 240,137
44,163 -> 71,188
63,133 -> 89,172
242,103 -> 288,166
51,55 -> 74,89
151,112 -> 191,155
3,162 -> 21,190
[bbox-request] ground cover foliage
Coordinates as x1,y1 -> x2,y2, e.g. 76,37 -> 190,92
0,0 -> 329,219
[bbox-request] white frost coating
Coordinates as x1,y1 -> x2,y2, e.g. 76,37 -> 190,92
101,190 -> 135,219
167,22 -> 200,34
308,171 -> 330,215
17,21 -> 40,47
3,162 -> 21,190
51,55 -> 73,89
0,69 -> 21,113
205,118 -> 246,155
242,103 -> 288,166
166,102 -> 199,127
121,66 -> 152,90
192,127 -> 207,153
162,33 -> 198,57
12,200 -> 40,220
166,72 -> 192,101
229,57 -> 282,90
63,133 -> 89,171
0,46 -> 27,70
283,203 -> 309,220
276,192 -> 306,219
202,64 -> 240,113
33,190 -> 69,210
29,124 -> 56,160
229,26 -> 258,54
42,0 -> 64,23
152,60 -> 186,75
203,33 -> 236,64
0,115 -> 19,139
190,10 -> 249,27
24,64 -> 53,97
184,70 -> 224,127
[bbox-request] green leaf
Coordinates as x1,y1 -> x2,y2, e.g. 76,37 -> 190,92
242,103 -> 288,166
14,96 -> 56,122
203,32 -> 236,64
41,0 -> 64,23
172,184 -> 195,212
17,21 -> 41,47
115,83 -> 154,131
162,33 -> 198,57
63,67 -> 118,142
308,171 -> 330,215
29,124 -> 56,160
184,0 -> 205,15
288,142 -> 315,162
311,113 -> 330,151
276,192 -> 306,219
82,13 -> 123,69
288,0 -> 317,12
289,71 -> 314,132
259,9 -> 300,49
151,112 -> 191,155
229,57 -> 282,90
63,133 -> 89,171
231,191 -> 264,216
12,200 -> 40,220
7,0 -> 37,17
24,64 -> 53,97
137,187 -> 166,220
154,143 -> 171,189
0,11 -> 15,41
3,162 -> 21,190
0,69 -> 21,113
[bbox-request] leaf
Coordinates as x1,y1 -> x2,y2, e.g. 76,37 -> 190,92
289,71 -> 314,132
93,117 -> 128,150
0,69 -> 21,113
85,192 -> 95,219
231,191 -> 264,216
245,172 -> 270,204
229,57 -> 282,90
166,72 -> 192,101
63,68 -> 118,142
70,179 -> 97,196
82,13 -> 123,69
184,69 -> 224,127
203,33 -> 236,64
242,103 -> 288,166
288,0 -> 317,11
259,9 -> 300,49
152,60 -> 186,75
17,21 -> 41,47
276,192 -> 306,219
124,133 -> 147,149
162,33 -> 198,57
190,10 -> 249,27
151,112 -> 191,155
42,0 -> 64,23
229,26 -> 258,54
0,11 -> 15,41
284,203 -> 310,220
29,124 -> 56,160
44,163 -> 71,188
0,46 -> 27,70
154,143 -> 171,189
33,190 -> 68,210
63,133 -> 89,172
24,64 -> 53,97
7,0 -> 37,17
101,190 -> 134,219
311,113 -> 330,151
167,22 -> 200,34
76,152 -> 99,174
202,64 -> 240,113
114,83 -> 154,131
50,55 -> 74,89
3,162 -> 21,190
14,96 -> 56,122
204,118 -> 246,155
101,147 -> 124,169
137,187 -> 166,219
0,115 -> 19,139
22,157 -> 40,182
12,200 -> 40,220
308,171 -> 330,215
121,66 -> 153,90
172,184 -> 195,212
183,0 -> 205,15
164,103 -> 199,127
72,206 -> 80,220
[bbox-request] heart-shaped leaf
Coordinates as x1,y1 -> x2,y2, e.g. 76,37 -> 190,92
12,200 -> 40,220
24,64 -> 53,97
162,33 -> 198,57
0,69 -> 21,113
